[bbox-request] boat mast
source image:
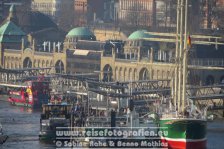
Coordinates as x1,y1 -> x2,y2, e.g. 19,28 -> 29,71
175,0 -> 188,113
174,0 -> 180,112
182,0 -> 189,112
177,0 -> 184,112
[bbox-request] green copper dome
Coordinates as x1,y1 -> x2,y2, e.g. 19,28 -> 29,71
128,30 -> 153,40
0,21 -> 25,36
66,27 -> 95,39
0,21 -> 25,43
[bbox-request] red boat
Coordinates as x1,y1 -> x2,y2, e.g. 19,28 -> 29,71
7,80 -> 50,108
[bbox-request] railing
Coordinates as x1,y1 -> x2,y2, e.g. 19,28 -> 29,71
115,58 -> 138,63
115,58 -> 174,63
190,58 -> 224,67
114,57 -> 224,67
5,49 -> 21,53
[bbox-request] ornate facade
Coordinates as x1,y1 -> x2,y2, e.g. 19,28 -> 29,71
0,5 -> 101,74
1,5 -> 224,85
101,30 -> 224,85
2,26 -> 102,74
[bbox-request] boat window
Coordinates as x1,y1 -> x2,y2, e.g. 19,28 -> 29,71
42,105 -> 72,118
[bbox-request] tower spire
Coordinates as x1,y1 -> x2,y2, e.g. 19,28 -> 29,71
7,4 -> 18,24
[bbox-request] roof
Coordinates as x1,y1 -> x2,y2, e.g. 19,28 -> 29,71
73,50 -> 90,56
28,11 -> 58,33
66,27 -> 95,38
128,30 -> 153,40
0,35 -> 22,42
66,49 -> 101,58
0,21 -> 25,36
76,40 -> 105,51
0,21 -> 25,42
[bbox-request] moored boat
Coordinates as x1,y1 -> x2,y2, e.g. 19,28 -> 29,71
7,80 -> 50,108
152,0 -> 209,148
39,101 -> 72,142
159,118 -> 206,149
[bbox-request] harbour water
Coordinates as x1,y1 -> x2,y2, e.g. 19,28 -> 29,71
0,98 -> 224,149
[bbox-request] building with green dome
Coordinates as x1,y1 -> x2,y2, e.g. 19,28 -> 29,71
128,30 -> 153,40
124,30 -> 161,64
1,5 -> 224,86
100,29 -> 224,85
0,21 -> 26,43
99,29 -> 176,82
64,27 -> 96,49
1,11 -> 102,75
1,5 -> 66,70
0,5 -> 26,66
66,27 -> 96,40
